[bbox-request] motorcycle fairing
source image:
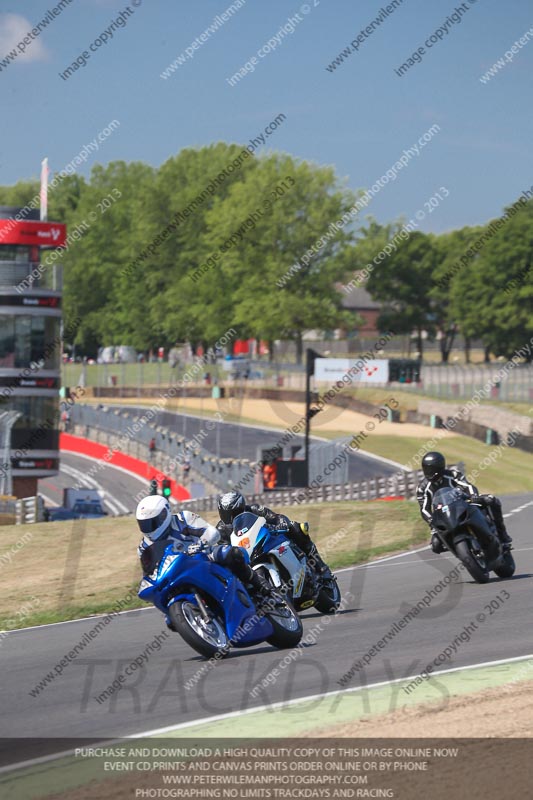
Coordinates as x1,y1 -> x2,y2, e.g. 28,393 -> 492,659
432,487 -> 499,555
138,543 -> 273,645
231,512 -> 306,598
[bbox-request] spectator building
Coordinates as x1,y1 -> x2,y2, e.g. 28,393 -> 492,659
0,206 -> 65,497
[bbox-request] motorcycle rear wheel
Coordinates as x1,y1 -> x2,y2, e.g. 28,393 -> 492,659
314,578 -> 341,614
168,599 -> 229,659
455,540 -> 490,583
493,549 -> 516,579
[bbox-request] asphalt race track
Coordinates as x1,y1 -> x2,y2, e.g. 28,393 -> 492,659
39,404 -> 400,517
1,493 -> 531,767
39,452 -> 149,515
118,404 -> 401,482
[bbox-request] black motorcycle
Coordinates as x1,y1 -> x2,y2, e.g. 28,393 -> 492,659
431,487 -> 515,583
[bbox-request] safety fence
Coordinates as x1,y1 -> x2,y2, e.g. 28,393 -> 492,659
181,469 -> 423,511
69,404 -> 250,493
69,404 -> 353,494
16,496 -> 46,524
0,496 -> 46,525
64,352 -> 533,402
397,363 -> 533,402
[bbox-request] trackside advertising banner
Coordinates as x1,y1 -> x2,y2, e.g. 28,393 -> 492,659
0,219 -> 66,247
315,357 -> 389,384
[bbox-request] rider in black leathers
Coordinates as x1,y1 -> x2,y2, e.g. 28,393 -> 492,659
416,451 -> 512,554
216,491 -> 333,578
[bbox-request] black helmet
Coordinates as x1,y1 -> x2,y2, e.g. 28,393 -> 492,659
422,451 -> 446,481
217,491 -> 246,524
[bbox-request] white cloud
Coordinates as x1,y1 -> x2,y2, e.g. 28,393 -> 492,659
0,13 -> 49,62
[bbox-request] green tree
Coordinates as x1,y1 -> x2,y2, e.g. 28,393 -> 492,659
200,154 -> 357,362
115,143 -> 258,351
49,174 -> 86,223
450,199 -> 533,360
0,179 -> 39,208
61,161 -> 155,353
366,232 -> 438,359
431,227 -> 485,362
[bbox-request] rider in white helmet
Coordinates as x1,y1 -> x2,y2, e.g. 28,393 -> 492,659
135,496 -> 280,627
136,494 -> 219,552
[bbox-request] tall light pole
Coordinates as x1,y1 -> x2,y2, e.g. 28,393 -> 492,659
304,348 -> 322,487
0,411 -> 22,496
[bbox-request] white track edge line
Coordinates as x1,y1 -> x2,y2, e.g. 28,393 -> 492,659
0,607 -> 154,636
2,651 -> 532,777
128,651 -> 533,737
62,450 -> 152,487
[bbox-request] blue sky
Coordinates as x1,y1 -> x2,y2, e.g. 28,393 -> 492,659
1,0 -> 532,233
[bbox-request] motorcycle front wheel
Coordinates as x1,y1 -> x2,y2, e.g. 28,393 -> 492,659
265,599 -> 303,649
493,549 -> 516,579
455,539 -> 490,583
168,599 -> 229,659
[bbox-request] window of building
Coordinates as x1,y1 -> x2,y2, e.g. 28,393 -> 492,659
0,246 -> 30,262
0,315 -> 61,369
0,395 -> 59,451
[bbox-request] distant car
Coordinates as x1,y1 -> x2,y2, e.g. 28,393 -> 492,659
231,363 -> 263,379
223,356 -> 251,380
48,501 -> 108,522
46,488 -> 108,522
97,346 -> 137,364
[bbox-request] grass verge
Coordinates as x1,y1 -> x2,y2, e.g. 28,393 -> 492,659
0,499 -> 426,630
354,433 -> 533,494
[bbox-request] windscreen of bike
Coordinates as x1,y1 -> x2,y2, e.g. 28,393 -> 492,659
232,511 -> 261,535
432,486 -> 466,512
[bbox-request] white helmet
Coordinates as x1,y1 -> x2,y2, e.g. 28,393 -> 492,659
136,495 -> 171,541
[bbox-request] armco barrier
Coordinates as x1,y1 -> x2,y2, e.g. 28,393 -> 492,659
68,404 -> 353,492
15,496 -> 45,524
181,470 -> 424,511
68,404 -> 253,492
60,433 -> 191,502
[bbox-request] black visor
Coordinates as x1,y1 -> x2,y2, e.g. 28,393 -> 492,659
423,465 -> 444,480
138,508 -> 168,536
219,506 -> 233,525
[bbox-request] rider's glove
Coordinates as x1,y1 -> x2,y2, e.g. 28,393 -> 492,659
187,543 -> 204,555
217,522 -> 233,542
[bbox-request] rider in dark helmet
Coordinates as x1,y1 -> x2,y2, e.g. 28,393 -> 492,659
416,451 -> 512,554
216,491 -> 333,579
421,451 -> 446,482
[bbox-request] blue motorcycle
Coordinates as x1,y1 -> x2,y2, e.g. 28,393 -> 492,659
138,539 -> 303,659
